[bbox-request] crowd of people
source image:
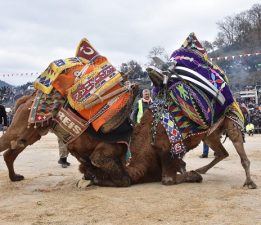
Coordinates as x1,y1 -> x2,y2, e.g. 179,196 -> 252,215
0,86 -> 15,105
239,100 -> 261,135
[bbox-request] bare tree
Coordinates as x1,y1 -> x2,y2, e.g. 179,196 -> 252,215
201,40 -> 214,53
213,32 -> 226,49
147,46 -> 169,66
217,16 -> 237,46
214,3 -> 260,49
120,60 -> 143,80
248,4 -> 261,41
234,12 -> 252,46
148,46 -> 165,58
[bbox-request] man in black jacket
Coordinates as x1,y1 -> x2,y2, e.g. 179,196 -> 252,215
0,104 -> 8,132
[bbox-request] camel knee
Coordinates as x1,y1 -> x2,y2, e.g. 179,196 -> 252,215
10,139 -> 26,150
162,176 -> 175,185
89,153 -> 108,168
226,126 -> 242,143
215,150 -> 229,159
241,158 -> 250,169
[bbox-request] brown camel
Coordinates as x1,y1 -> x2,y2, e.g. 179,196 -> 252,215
0,92 -> 201,187
126,109 -> 257,189
123,64 -> 257,189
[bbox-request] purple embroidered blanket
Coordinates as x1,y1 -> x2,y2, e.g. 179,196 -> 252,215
170,48 -> 234,122
169,32 -> 234,122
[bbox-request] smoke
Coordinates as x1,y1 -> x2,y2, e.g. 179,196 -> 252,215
216,53 -> 261,91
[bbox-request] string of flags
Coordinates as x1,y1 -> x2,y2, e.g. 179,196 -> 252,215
0,72 -> 40,77
210,52 -> 261,61
0,51 -> 260,76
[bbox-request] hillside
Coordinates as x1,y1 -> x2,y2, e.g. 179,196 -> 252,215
204,3 -> 261,90
0,80 -> 12,88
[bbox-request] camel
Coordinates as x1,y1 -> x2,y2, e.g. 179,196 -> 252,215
0,89 -> 133,187
0,90 -> 201,187
122,60 -> 257,189
125,109 -> 257,189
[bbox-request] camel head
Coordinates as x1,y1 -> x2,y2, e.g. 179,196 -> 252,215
146,57 -> 176,88
127,81 -> 139,102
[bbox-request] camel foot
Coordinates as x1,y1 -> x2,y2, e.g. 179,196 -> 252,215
162,177 -> 175,185
178,160 -> 187,174
83,173 -> 95,181
113,175 -> 132,187
10,174 -> 25,182
195,167 -> 208,174
243,180 -> 257,189
76,179 -> 93,189
186,171 -> 203,183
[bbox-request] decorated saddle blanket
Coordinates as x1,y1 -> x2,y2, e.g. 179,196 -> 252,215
150,97 -> 244,158
32,38 -> 131,132
226,101 -> 245,131
170,33 -> 234,122
28,88 -> 133,144
77,85 -> 132,132
67,38 -> 124,111
30,85 -> 132,133
168,81 -> 212,128
29,90 -> 65,124
67,57 -> 123,111
34,57 -> 84,94
66,38 -> 129,131
52,107 -> 89,144
150,99 -> 208,158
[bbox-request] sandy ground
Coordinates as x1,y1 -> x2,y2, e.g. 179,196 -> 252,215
0,133 -> 261,225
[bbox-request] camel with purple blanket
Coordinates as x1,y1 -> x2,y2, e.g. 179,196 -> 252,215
126,32 -> 256,188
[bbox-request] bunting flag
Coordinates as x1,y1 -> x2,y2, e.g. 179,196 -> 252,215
0,72 -> 40,77
210,52 -> 261,61
0,51 -> 260,77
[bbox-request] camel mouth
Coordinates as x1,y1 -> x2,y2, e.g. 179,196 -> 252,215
146,67 -> 164,87
130,83 -> 139,98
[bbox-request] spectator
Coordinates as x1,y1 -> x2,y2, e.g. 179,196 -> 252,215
200,142 -> 209,158
132,89 -> 152,124
246,123 -> 255,136
0,103 -> 8,132
57,138 -> 71,168
6,108 -> 14,127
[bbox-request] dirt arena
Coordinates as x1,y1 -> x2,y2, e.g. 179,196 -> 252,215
0,133 -> 260,225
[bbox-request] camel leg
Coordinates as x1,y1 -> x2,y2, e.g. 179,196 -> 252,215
78,161 -> 116,187
0,95 -> 42,181
160,152 -> 202,185
4,147 -> 26,181
226,120 -> 257,189
160,152 -> 180,185
0,132 -> 12,153
175,171 -> 203,184
78,158 -> 111,182
4,129 -> 42,181
68,138 -> 117,187
89,143 -> 131,187
196,130 -> 229,174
